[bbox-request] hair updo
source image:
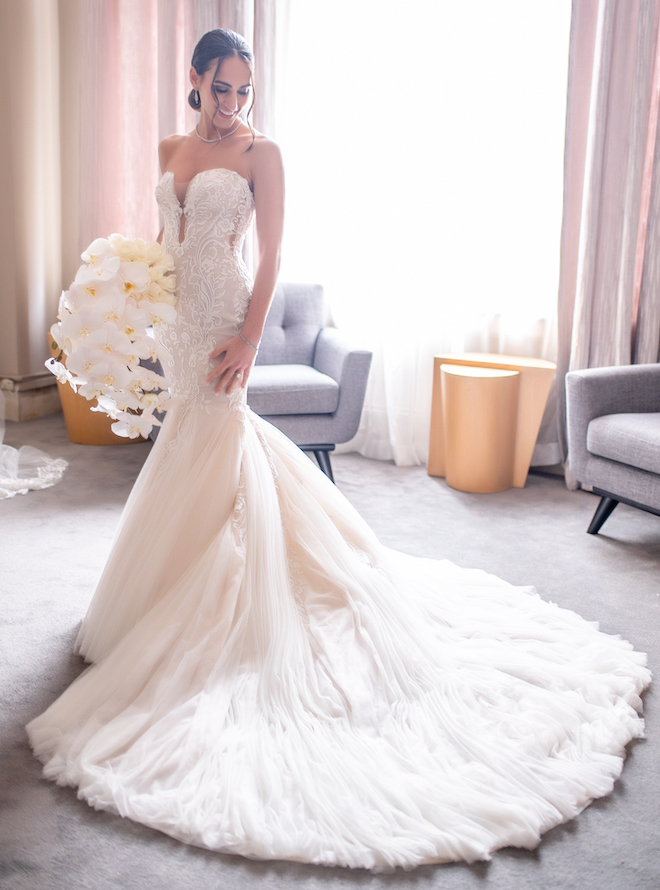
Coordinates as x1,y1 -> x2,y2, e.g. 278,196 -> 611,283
188,28 -> 255,115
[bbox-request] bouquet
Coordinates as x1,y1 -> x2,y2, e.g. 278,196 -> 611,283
48,234 -> 176,439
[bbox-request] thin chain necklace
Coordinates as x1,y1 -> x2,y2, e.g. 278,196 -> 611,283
195,120 -> 242,143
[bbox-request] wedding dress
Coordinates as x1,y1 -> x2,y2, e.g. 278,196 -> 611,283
27,167 -> 651,871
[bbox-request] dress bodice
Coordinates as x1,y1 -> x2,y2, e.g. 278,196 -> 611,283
156,168 -> 254,258
154,168 -> 255,412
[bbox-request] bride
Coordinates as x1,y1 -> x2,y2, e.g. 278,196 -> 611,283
27,28 -> 650,872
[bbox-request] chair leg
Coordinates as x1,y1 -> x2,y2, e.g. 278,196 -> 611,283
587,496 -> 619,535
314,450 -> 335,483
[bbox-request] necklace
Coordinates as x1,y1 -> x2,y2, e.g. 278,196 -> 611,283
195,120 -> 242,143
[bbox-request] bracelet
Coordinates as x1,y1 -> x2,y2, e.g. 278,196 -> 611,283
239,331 -> 259,352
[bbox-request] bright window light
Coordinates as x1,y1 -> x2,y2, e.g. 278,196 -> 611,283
276,1 -> 571,344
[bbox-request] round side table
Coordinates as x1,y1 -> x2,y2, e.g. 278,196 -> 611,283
440,364 -> 520,493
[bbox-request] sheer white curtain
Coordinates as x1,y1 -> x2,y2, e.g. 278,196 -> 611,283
275,0 -> 570,465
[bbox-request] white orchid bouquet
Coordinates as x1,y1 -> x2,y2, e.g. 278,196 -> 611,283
47,234 -> 176,439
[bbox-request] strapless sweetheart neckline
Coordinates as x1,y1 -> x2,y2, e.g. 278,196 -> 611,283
160,167 -> 253,210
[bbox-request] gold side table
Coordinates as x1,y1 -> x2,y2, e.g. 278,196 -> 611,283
441,365 -> 519,493
428,353 -> 557,491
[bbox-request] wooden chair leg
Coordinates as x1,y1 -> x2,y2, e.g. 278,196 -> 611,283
587,496 -> 619,535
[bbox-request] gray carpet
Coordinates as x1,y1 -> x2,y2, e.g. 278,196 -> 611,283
1,413 -> 658,890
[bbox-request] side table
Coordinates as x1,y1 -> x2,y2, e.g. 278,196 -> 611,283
428,353 -> 556,491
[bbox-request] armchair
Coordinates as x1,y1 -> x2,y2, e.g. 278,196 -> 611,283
246,283 -> 372,481
565,363 -> 660,533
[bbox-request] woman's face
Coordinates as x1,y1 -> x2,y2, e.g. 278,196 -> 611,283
192,55 -> 252,130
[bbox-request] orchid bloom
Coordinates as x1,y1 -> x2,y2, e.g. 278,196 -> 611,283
111,410 -> 162,439
118,261 -> 151,299
57,304 -> 110,349
138,301 -> 177,327
75,253 -> 121,284
44,357 -> 76,390
81,237 -> 114,267
84,322 -> 134,359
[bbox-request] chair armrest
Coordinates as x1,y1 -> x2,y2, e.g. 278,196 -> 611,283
313,327 -> 370,382
566,363 -> 660,481
313,327 -> 372,443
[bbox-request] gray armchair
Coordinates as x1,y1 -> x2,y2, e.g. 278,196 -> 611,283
565,363 -> 660,533
247,283 -> 372,481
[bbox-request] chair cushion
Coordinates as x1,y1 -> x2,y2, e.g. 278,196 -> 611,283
247,364 -> 339,416
587,412 -> 660,475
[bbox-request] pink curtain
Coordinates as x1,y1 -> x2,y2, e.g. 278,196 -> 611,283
557,0 -> 660,475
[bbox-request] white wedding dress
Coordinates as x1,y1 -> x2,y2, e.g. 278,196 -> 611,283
27,168 -> 651,871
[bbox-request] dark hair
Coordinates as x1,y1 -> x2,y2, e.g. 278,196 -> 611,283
188,29 -> 256,140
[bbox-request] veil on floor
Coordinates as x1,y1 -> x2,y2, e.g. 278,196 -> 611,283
0,390 -> 67,499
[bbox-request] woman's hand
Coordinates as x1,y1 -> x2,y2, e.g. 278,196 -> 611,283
207,335 -> 257,394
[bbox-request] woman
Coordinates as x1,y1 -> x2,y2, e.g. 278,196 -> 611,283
28,29 -> 650,872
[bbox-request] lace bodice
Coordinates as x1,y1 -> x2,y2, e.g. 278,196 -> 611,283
154,168 -> 254,411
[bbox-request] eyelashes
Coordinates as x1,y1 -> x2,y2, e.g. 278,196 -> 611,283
213,87 -> 251,97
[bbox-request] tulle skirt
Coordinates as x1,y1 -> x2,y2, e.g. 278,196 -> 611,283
27,393 -> 651,871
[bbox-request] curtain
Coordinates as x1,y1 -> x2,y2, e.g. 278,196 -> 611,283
557,0 -> 660,485
0,0 -> 61,381
77,0 -> 200,252
276,0 -> 571,466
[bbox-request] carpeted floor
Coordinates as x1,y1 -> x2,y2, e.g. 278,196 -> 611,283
1,413 -> 658,890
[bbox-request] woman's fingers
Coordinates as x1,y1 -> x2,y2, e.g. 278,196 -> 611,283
207,336 -> 254,394
224,368 -> 244,394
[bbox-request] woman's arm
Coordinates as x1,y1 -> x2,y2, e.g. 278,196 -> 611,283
241,140 -> 285,348
207,139 -> 285,394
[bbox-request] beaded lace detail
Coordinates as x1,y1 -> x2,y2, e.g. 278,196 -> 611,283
154,169 -> 254,415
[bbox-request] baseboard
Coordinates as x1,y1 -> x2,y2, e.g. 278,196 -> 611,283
1,376 -> 62,421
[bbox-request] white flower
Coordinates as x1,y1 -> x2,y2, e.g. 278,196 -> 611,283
52,233 -> 176,430
75,254 -> 121,283
124,336 -> 156,366
85,323 -> 133,359
78,360 -> 134,401
113,390 -> 143,412
118,261 -> 151,298
118,303 -> 149,338
57,304 -> 109,347
108,233 -> 139,262
65,285 -> 124,320
50,322 -> 67,351
140,390 -> 170,412
90,394 -> 122,419
138,300 -> 177,326
111,410 -> 162,439
128,364 -> 167,392
91,391 -> 141,415
66,276 -> 121,311
81,237 -> 114,266
45,357 -> 76,389
65,344 -> 99,382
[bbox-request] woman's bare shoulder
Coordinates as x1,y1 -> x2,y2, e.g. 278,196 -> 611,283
158,134 -> 188,171
248,133 -> 283,172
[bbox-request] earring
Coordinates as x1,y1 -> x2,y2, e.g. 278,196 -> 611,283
194,90 -> 200,105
